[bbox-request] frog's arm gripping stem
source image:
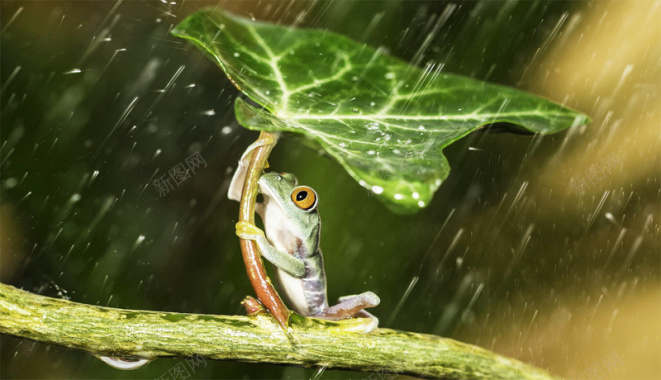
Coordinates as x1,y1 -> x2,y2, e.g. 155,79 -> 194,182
236,221 -> 306,278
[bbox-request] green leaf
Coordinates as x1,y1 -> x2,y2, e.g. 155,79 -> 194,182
172,9 -> 590,214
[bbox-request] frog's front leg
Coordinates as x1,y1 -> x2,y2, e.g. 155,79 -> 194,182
235,221 -> 306,278
227,134 -> 275,202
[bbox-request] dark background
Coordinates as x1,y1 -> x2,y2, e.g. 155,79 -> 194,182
1,1 -> 659,379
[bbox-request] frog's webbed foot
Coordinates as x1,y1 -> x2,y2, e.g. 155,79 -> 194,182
318,292 -> 380,332
235,221 -> 266,241
227,134 -> 275,202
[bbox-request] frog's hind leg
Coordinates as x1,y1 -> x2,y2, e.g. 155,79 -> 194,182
319,292 -> 380,320
317,292 -> 380,332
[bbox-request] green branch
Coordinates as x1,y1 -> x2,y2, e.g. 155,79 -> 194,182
0,283 -> 558,379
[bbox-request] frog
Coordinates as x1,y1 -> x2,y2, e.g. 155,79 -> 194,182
228,136 -> 380,332
97,139 -> 379,370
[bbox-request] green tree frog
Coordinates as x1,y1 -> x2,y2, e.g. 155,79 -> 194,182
228,137 -> 380,332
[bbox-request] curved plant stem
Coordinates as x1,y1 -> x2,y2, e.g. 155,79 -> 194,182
237,131 -> 290,328
0,283 -> 559,380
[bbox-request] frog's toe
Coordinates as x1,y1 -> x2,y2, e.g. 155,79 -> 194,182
338,292 -> 380,308
237,232 -> 263,241
361,292 -> 380,307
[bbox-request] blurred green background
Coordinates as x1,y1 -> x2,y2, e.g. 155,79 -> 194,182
1,1 -> 659,379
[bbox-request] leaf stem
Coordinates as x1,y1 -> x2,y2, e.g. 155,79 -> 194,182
238,131 -> 290,328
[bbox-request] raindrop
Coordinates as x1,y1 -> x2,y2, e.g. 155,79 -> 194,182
63,69 -> 82,75
371,186 -> 384,194
221,126 -> 232,135
233,52 -> 240,57
134,235 -> 146,249
3,177 -> 18,189
97,356 -> 151,370
605,212 -> 620,226
201,109 -> 215,116
394,193 -> 404,200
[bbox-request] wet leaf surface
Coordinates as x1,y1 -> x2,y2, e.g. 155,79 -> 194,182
172,8 -> 589,213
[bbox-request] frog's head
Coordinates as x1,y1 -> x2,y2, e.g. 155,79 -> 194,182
259,172 -> 320,231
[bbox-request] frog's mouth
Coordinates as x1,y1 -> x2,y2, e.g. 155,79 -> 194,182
258,178 -> 279,203
258,174 -> 293,214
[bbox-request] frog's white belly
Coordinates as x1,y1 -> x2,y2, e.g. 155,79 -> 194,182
274,254 -> 328,316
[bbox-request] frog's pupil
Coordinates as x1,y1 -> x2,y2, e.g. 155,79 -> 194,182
296,191 -> 308,201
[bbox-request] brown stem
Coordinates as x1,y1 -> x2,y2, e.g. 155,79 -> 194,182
238,131 -> 290,328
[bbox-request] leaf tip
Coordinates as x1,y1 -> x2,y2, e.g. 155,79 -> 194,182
574,112 -> 592,127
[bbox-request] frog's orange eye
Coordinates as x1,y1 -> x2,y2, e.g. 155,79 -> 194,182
291,186 -> 317,211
